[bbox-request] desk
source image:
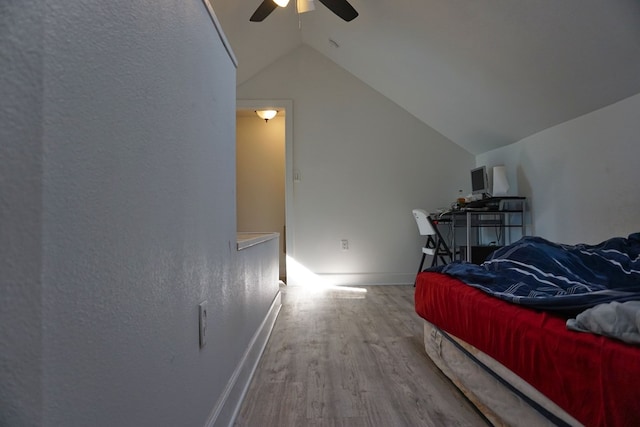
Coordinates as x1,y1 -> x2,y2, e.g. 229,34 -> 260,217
430,197 -> 526,263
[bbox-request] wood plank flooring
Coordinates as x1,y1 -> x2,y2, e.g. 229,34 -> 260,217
234,284 -> 490,427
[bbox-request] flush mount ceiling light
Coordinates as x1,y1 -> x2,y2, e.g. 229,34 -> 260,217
273,0 -> 289,6
255,109 -> 278,122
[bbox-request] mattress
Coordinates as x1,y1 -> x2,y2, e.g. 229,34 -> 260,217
415,272 -> 640,426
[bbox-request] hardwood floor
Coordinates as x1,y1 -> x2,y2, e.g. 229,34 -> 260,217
234,284 -> 490,427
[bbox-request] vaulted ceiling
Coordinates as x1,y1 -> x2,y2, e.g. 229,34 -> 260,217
211,0 -> 640,154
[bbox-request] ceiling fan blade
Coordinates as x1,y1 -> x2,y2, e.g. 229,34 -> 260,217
250,0 -> 278,22
317,0 -> 358,21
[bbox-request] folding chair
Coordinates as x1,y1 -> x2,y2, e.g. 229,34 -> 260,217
412,209 -> 454,276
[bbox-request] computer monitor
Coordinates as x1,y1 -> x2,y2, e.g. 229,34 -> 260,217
470,165 -> 489,197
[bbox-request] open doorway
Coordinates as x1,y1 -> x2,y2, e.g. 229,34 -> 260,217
236,100 -> 293,284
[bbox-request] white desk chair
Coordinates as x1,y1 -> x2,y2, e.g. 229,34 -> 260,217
412,209 -> 454,277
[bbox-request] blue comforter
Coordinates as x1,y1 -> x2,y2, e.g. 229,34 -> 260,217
429,233 -> 640,312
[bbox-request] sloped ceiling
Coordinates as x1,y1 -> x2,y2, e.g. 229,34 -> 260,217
211,0 -> 640,154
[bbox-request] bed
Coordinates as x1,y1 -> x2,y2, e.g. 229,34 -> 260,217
414,233 -> 640,426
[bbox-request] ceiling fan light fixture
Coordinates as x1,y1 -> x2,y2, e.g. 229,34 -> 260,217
297,0 -> 315,13
250,0 -> 357,22
255,109 -> 278,122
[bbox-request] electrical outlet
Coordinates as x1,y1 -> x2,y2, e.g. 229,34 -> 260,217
199,301 -> 207,348
341,239 -> 349,251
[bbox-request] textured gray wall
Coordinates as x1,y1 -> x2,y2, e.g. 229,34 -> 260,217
1,0 -> 277,426
0,1 -> 44,425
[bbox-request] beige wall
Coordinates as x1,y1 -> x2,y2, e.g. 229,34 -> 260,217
236,114 -> 286,279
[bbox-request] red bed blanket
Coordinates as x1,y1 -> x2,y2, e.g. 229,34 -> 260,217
415,272 -> 640,427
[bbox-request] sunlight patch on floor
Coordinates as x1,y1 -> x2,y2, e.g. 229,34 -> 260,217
286,255 -> 367,297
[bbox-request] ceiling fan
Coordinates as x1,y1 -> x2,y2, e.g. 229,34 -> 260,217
250,0 -> 358,22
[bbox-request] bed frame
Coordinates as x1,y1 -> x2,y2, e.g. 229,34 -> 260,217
423,320 -> 580,426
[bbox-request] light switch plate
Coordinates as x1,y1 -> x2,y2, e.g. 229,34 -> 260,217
199,301 -> 207,348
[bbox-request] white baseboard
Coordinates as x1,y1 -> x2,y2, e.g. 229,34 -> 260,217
205,291 -> 282,427
316,272 -> 415,286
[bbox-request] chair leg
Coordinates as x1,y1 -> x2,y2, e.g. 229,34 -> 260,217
416,235 -> 441,286
432,238 -> 454,267
418,252 -> 427,274
415,252 -> 427,286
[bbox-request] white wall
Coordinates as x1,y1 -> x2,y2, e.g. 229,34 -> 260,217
1,1 -> 277,426
238,46 -> 474,285
478,93 -> 640,245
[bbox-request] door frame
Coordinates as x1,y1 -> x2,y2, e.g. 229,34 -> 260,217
236,99 -> 295,285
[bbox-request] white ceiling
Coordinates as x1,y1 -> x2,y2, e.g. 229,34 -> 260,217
211,0 -> 640,154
